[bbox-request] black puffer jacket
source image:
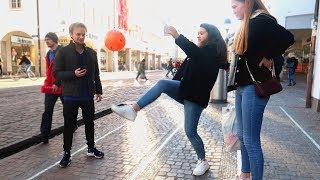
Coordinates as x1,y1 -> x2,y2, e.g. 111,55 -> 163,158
235,13 -> 294,86
53,42 -> 102,97
173,35 -> 226,108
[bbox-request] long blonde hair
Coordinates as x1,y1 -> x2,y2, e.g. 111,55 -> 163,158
233,0 -> 269,55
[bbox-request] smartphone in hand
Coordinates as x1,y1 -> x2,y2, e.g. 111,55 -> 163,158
79,65 -> 87,70
164,24 -> 170,36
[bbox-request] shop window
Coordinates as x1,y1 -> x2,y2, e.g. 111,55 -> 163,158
11,45 -> 33,67
10,0 -> 21,9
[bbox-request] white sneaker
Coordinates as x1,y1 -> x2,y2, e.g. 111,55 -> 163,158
111,104 -> 137,121
192,159 -> 209,176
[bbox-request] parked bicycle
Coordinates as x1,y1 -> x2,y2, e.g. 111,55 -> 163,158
10,65 -> 39,81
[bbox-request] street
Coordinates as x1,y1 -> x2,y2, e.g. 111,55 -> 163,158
0,71 -> 320,180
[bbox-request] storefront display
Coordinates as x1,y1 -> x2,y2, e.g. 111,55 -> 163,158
10,35 -> 35,72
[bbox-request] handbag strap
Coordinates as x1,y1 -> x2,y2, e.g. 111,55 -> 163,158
271,61 -> 276,77
244,58 -> 257,82
245,57 -> 275,83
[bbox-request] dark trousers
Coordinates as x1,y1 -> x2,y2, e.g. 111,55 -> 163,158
136,71 -> 147,80
274,66 -> 283,81
63,99 -> 95,152
165,68 -> 174,77
41,94 -> 63,137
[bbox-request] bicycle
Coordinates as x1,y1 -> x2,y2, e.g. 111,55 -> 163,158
10,65 -> 40,81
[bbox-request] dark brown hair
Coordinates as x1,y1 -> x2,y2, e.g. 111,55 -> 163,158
200,23 -> 227,60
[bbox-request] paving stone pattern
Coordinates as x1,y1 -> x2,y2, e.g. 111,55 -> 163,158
0,72 -> 319,180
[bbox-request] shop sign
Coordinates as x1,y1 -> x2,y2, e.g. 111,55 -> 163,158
58,36 -> 70,44
11,35 -> 33,45
86,33 -> 98,40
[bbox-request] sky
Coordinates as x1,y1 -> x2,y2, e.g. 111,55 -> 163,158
128,0 -> 316,36
126,0 -> 316,57
128,0 -> 236,38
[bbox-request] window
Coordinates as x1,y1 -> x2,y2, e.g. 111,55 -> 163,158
10,0 -> 21,9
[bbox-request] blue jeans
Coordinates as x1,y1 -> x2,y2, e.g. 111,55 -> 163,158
25,64 -> 31,77
137,79 -> 206,159
287,68 -> 295,84
235,85 -> 269,180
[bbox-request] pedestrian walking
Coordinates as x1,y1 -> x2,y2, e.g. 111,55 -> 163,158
136,59 -> 148,80
0,57 -> 3,77
111,23 -> 228,176
286,53 -> 298,86
165,58 -> 174,77
39,32 -> 63,144
273,55 -> 285,81
230,0 -> 294,179
54,22 -> 104,168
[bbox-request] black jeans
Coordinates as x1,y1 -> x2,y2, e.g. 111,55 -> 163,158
275,66 -> 283,81
136,71 -> 147,80
41,94 -> 63,137
165,68 -> 174,77
63,99 -> 95,152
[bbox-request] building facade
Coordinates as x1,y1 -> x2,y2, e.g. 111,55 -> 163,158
268,0 -> 320,111
311,1 -> 320,112
0,0 -> 169,76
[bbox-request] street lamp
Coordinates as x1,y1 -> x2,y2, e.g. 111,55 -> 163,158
36,0 -> 41,76
224,18 -> 232,34
60,20 -> 66,33
224,18 -> 232,46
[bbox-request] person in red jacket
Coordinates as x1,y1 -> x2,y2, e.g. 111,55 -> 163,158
40,32 -> 63,144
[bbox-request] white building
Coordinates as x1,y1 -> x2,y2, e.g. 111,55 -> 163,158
312,1 -> 320,112
268,0 -> 320,111
0,0 -> 168,76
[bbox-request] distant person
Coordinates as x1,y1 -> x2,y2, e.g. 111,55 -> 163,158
122,62 -> 127,71
174,60 -> 181,69
19,52 -> 31,78
54,22 -> 104,168
273,55 -> 285,81
173,60 -> 182,75
11,48 -> 17,65
111,23 -> 228,176
0,57 -> 3,77
39,32 -> 63,144
136,59 -> 148,80
165,58 -> 174,77
286,53 -> 298,86
118,62 -> 125,71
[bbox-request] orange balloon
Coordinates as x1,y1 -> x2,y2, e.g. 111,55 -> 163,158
104,29 -> 126,51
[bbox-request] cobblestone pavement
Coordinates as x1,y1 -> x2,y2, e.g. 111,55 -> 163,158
0,71 -> 320,180
0,71 -> 157,150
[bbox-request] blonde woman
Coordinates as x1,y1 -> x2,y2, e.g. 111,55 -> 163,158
230,0 -> 294,179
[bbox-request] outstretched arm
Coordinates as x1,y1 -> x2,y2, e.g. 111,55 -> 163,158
166,26 -> 201,59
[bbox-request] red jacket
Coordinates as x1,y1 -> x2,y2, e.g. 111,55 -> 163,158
41,47 -> 62,94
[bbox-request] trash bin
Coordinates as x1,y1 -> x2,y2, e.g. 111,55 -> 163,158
210,69 -> 227,103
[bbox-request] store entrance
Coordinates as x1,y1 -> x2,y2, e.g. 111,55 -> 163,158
0,31 -> 35,75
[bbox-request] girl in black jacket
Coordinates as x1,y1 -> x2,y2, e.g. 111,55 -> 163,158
230,0 -> 294,180
111,23 -> 227,176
